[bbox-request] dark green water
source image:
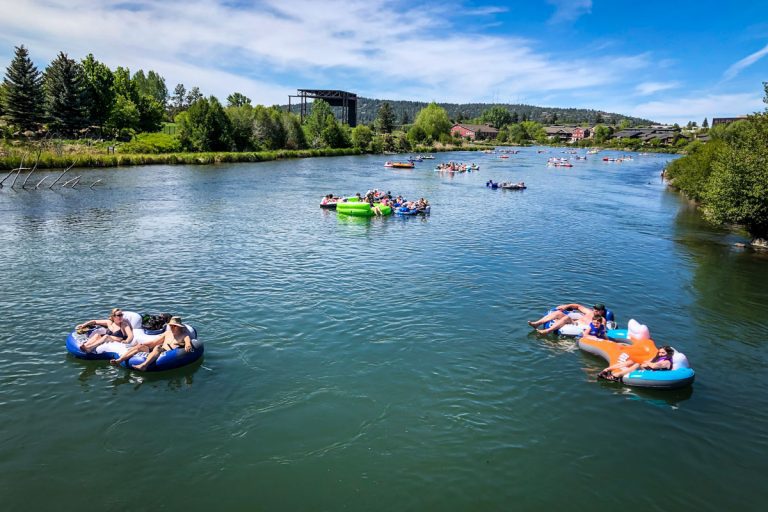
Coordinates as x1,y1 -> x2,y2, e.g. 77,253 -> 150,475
1,148 -> 766,511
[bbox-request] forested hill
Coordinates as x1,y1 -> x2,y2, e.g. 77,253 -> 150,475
355,98 -> 655,127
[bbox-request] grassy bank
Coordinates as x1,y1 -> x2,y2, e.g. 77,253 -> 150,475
0,147 -> 363,170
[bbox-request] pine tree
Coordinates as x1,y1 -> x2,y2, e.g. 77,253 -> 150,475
400,110 -> 409,125
702,117 -> 709,128
375,102 -> 395,133
186,86 -> 203,106
2,45 -> 44,131
170,83 -> 186,118
44,51 -> 87,135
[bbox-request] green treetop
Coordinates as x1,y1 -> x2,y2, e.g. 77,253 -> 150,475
2,45 -> 45,130
81,54 -> 115,130
479,106 -> 512,129
43,51 -> 87,135
375,102 -> 395,133
413,102 -> 451,142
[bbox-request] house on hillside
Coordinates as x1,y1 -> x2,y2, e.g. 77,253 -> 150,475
712,116 -> 748,126
611,126 -> 685,146
544,125 -> 591,143
450,123 -> 499,140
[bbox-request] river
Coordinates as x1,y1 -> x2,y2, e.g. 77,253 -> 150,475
1,148 -> 766,511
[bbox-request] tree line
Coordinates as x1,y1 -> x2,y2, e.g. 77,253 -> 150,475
665,83 -> 768,243
355,98 -> 653,128
1,45 -> 473,153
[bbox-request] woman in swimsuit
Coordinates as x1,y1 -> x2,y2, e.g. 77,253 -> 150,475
77,308 -> 134,353
132,316 -> 192,371
599,346 -> 674,382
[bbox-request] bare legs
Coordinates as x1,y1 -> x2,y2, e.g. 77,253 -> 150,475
527,310 -> 575,334
133,346 -> 164,371
80,332 -> 109,353
110,344 -> 150,365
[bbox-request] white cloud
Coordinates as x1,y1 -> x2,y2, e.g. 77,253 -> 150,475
723,42 -> 768,80
0,0 -> 646,106
625,93 -> 764,125
547,0 -> 592,24
635,81 -> 679,96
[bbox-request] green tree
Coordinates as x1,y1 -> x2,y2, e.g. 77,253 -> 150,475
282,111 -> 306,150
252,105 -> 283,149
106,93 -> 140,137
510,111 -> 519,124
507,123 -> 527,144
169,83 -> 186,117
400,110 -> 410,126
0,82 -> 6,117
43,51 -> 87,135
226,104 -> 255,151
412,102 -> 451,142
702,113 -> 768,240
135,95 -> 164,132
479,106 -> 512,128
132,70 -> 168,107
81,54 -> 114,130
593,124 -> 612,144
406,124 -> 427,145
2,45 -> 44,130
186,86 -> 203,106
520,120 -> 546,142
375,102 -> 395,133
304,99 -> 335,147
702,117 -> 709,128
176,96 -> 232,151
351,124 -> 373,150
227,92 -> 251,107
665,140 -> 725,201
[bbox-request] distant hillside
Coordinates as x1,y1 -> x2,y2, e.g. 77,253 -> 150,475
355,98 -> 655,127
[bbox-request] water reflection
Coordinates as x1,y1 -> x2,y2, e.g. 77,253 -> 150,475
75,357 -> 203,391
674,201 -> 768,341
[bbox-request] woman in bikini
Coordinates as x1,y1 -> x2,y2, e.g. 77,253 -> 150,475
131,316 -> 193,371
77,308 -> 134,353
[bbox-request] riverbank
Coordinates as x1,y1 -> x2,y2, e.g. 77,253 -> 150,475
0,142 -> 493,171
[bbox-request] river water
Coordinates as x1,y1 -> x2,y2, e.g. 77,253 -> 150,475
1,148 -> 766,511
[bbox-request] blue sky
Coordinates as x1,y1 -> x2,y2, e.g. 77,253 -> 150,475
0,0 -> 765,124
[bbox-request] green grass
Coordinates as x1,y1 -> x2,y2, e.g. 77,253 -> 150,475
0,147 -> 363,170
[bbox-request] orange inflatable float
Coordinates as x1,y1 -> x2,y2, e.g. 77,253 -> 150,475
578,319 -> 695,389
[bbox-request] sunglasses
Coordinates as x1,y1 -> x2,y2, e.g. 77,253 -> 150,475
113,313 -> 123,317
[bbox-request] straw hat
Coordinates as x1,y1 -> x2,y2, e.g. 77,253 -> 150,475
168,316 -> 184,327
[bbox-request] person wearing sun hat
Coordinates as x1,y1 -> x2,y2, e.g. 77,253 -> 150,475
112,316 -> 193,371
528,302 -> 608,335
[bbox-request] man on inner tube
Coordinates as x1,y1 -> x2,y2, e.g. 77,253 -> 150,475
528,303 -> 608,335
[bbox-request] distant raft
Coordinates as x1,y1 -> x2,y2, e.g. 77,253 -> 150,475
65,311 -> 204,372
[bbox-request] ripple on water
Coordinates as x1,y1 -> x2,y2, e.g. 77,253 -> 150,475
0,150 -> 767,510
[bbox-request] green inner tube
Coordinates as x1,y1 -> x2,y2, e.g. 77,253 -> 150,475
337,203 -> 392,217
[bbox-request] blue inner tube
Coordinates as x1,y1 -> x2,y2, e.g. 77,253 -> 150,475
66,326 -> 204,372
622,367 -> 695,389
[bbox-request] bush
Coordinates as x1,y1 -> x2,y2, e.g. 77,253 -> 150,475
119,132 -> 182,154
